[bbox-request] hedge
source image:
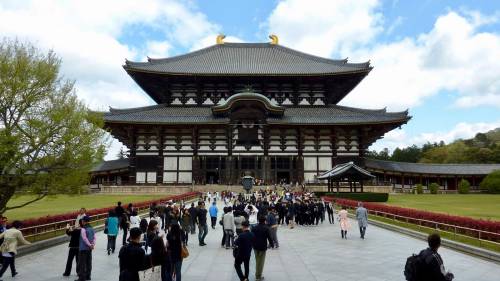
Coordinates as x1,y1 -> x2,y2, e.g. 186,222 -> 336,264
18,192 -> 201,235
314,192 -> 389,202
323,197 -> 500,242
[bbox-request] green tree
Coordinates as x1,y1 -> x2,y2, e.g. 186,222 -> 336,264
429,183 -> 439,194
0,39 -> 108,214
457,179 -> 470,194
480,170 -> 500,194
116,147 -> 128,159
415,184 -> 423,194
391,145 -> 421,162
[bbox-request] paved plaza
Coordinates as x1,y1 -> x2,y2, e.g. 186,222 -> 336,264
11,202 -> 500,281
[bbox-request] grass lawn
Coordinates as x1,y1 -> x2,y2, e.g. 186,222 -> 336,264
385,194 -> 500,221
4,194 -> 166,221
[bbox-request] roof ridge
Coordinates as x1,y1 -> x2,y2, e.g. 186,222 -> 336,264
108,103 -> 167,114
366,159 -> 500,166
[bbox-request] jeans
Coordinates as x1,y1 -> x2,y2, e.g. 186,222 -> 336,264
122,227 -> 128,245
270,227 -> 279,247
63,248 -> 79,275
0,254 -> 15,277
360,227 -> 367,238
210,217 -> 217,229
77,250 -> 92,281
224,229 -> 234,248
198,224 -> 208,244
234,256 -> 250,281
107,235 -> 117,252
165,260 -> 182,281
190,218 -> 196,234
254,250 -> 266,279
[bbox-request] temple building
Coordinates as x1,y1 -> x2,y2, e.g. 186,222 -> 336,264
96,35 -> 411,186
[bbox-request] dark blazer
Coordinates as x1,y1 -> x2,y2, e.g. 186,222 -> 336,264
251,223 -> 274,251
66,228 -> 81,248
118,242 -> 146,281
234,230 -> 254,259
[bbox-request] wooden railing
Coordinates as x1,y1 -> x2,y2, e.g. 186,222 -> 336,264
20,192 -> 200,242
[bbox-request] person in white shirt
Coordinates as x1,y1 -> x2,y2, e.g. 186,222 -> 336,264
245,204 -> 259,229
129,211 -> 141,229
75,208 -> 86,227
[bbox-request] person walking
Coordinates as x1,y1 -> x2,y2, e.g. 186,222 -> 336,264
62,221 -> 81,277
209,202 -> 218,229
223,207 -> 235,249
355,202 -> 368,239
338,206 -> 350,239
188,203 -> 197,234
417,233 -> 455,281
266,207 -> 279,249
180,208 -> 191,246
106,210 -> 119,255
245,204 -> 259,230
120,211 -> 130,246
77,216 -> 95,281
251,216 -> 274,281
234,221 -> 254,281
326,202 -> 335,224
166,224 -> 184,281
0,216 -> 7,269
129,211 -> 141,229
196,202 -> 208,246
0,221 -> 31,280
118,227 -> 146,281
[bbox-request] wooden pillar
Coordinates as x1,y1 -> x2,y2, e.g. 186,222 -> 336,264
156,127 -> 164,185
401,173 -> 405,189
349,181 -> 353,192
471,175 -> 476,189
127,127 -> 137,184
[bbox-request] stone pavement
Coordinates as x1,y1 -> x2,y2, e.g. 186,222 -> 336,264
10,202 -> 500,281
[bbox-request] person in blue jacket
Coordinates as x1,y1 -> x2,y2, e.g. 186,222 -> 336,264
209,202 -> 218,229
105,210 -> 119,255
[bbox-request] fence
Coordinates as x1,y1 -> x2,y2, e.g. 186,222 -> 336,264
323,196 -> 500,248
20,192 -> 200,242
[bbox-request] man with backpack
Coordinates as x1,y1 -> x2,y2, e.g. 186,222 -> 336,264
405,233 -> 454,281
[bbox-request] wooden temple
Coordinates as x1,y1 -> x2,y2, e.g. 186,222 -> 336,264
98,35 -> 411,186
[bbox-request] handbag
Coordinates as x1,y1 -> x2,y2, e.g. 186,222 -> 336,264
232,245 -> 239,258
104,218 -> 108,234
181,245 -> 189,259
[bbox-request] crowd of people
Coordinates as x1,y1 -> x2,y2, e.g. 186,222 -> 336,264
0,187 -> 455,281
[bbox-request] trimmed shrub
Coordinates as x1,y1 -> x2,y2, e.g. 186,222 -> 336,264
480,170 -> 500,194
429,183 -> 439,194
323,192 -> 389,202
458,179 -> 470,194
415,184 -> 423,194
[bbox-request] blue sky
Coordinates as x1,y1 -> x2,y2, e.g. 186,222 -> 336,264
0,0 -> 499,159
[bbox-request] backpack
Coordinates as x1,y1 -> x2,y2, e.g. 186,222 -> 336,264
404,253 -> 424,281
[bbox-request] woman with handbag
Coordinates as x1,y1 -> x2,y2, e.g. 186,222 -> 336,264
166,224 -> 185,281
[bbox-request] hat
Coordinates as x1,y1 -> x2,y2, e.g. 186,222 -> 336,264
82,216 -> 91,222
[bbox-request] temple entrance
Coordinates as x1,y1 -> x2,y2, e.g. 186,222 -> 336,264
206,171 -> 219,184
277,171 -> 290,184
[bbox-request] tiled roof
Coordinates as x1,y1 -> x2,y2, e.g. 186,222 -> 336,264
90,158 -> 129,172
318,161 -> 374,180
103,104 -> 409,125
365,159 -> 500,175
124,43 -> 371,75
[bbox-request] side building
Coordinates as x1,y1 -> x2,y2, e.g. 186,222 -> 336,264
93,36 -> 410,186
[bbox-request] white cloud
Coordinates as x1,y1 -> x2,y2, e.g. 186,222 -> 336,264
145,40 -> 172,59
0,0 -> 222,159
266,2 -> 500,110
371,120 -> 500,152
266,0 -> 383,57
0,0 -> 220,110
